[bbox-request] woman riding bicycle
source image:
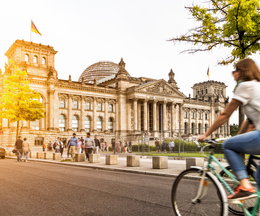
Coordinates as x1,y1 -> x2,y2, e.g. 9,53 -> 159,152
198,58 -> 260,201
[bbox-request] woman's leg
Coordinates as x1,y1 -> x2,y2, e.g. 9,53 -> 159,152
223,131 -> 260,188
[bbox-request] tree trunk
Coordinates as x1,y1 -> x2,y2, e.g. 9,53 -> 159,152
238,105 -> 244,127
16,120 -> 20,140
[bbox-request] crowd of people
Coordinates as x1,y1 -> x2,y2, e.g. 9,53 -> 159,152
154,138 -> 175,153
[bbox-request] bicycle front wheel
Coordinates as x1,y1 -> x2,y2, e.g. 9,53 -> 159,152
171,168 -> 228,216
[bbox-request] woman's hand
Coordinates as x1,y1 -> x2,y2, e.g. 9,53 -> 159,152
197,135 -> 207,142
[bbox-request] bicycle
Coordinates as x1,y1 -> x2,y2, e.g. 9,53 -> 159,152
171,139 -> 260,216
219,154 -> 260,215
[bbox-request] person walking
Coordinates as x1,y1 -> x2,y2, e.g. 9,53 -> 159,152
22,137 -> 30,162
84,132 -> 94,161
198,58 -> 260,201
168,140 -> 175,153
15,136 -> 23,162
59,138 -> 65,157
154,138 -> 160,152
77,138 -> 82,154
67,133 -> 78,160
94,135 -> 100,154
42,142 -> 47,152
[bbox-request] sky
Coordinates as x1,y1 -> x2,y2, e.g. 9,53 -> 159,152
0,0 -> 258,124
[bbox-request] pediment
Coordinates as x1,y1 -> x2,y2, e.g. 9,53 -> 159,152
131,80 -> 186,98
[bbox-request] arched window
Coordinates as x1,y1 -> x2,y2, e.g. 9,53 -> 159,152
59,97 -> 66,108
31,119 -> 40,130
96,116 -> 103,131
108,104 -> 113,112
42,57 -> 46,65
59,114 -> 66,131
108,117 -> 113,132
24,54 -> 29,62
72,115 -> 79,131
84,116 -> 91,132
33,55 -> 38,63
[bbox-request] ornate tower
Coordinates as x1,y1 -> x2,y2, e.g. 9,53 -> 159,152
5,39 -> 58,79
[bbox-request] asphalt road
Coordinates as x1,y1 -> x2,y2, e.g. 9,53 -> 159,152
0,159 -> 175,216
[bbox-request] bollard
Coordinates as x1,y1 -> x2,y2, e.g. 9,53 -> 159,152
152,156 -> 168,169
106,154 -> 118,165
127,155 -> 140,167
37,152 -> 46,159
75,153 -> 86,162
186,157 -> 204,169
89,154 -> 100,163
53,153 -> 61,161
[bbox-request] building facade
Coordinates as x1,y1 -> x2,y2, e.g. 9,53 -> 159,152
0,40 -> 230,147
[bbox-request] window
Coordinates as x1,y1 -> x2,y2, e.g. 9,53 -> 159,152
199,112 -> 202,119
97,103 -> 103,111
96,117 -> 103,131
191,123 -> 195,134
205,124 -> 208,133
85,101 -> 91,110
42,57 -> 46,65
84,116 -> 91,132
205,113 -> 208,120
198,123 -> 201,134
184,111 -> 188,119
72,115 -> 79,131
108,117 -> 113,132
73,99 -> 79,109
108,104 -> 113,112
31,119 -> 40,130
59,98 -> 66,108
184,122 -> 188,134
33,55 -> 38,63
59,114 -> 66,131
25,54 -> 29,62
192,112 -> 195,119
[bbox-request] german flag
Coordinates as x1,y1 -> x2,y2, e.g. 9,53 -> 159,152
31,20 -> 42,36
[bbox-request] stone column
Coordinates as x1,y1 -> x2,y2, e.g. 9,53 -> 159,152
163,101 -> 167,133
202,110 -> 205,133
153,100 -> 157,131
80,96 -> 85,131
92,98 -> 97,132
67,95 -> 72,131
143,100 -> 148,131
171,103 -> 175,137
47,89 -> 55,130
133,99 -> 138,131
104,99 -> 108,132
179,104 -> 183,136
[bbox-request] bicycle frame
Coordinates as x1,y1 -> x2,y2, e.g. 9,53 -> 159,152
200,152 -> 260,216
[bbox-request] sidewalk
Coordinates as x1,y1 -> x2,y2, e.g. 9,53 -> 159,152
6,150 -> 228,178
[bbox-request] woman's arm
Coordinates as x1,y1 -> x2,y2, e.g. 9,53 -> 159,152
198,99 -> 242,141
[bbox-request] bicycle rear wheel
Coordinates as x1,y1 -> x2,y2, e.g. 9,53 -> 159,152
220,165 -> 257,215
172,168 -> 228,216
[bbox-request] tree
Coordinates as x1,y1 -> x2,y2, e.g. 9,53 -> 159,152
0,62 -> 45,139
169,0 -> 259,125
230,123 -> 239,136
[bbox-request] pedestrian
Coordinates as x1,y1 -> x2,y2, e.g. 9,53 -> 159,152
94,135 -> 100,154
168,140 -> 175,153
47,141 -> 52,151
154,138 -> 160,152
59,138 -> 65,157
22,137 -> 30,162
84,132 -> 94,161
42,142 -> 46,152
198,58 -> 260,201
67,133 -> 78,159
77,138 -> 82,154
15,136 -> 23,162
162,139 -> 167,152
80,137 -> 85,153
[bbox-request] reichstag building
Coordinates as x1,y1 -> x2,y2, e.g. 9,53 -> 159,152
0,40 -> 230,146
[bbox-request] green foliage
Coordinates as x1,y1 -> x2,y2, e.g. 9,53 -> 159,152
0,62 -> 45,136
170,0 -> 260,64
230,123 -> 239,136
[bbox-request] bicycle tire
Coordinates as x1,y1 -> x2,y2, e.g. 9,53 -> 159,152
219,165 -> 256,215
172,167 -> 228,216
